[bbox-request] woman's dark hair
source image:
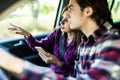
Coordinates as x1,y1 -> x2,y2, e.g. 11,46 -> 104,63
62,5 -> 83,57
75,30 -> 82,49
76,0 -> 113,25
73,30 -> 83,58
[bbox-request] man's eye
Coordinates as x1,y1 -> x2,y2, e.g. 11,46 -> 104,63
68,7 -> 71,11
68,7 -> 73,12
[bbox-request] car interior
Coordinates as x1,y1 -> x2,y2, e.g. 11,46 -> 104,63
0,0 -> 69,67
0,0 -> 68,79
0,0 -> 120,79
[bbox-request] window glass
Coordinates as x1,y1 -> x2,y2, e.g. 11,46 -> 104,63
0,0 -> 60,40
108,0 -> 120,22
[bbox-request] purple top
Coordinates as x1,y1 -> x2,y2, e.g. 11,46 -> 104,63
25,28 -> 77,76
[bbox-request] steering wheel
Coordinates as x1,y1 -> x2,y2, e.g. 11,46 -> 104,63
0,68 -> 19,80
0,47 -> 20,80
0,68 -> 9,80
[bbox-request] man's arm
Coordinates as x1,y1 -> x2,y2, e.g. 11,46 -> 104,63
0,48 -> 24,74
0,48 -> 67,80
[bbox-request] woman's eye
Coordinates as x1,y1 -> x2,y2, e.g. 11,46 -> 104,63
63,19 -> 68,22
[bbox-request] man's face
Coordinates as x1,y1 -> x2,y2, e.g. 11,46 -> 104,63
68,0 -> 87,31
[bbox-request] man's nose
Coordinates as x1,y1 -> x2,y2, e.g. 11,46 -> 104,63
66,10 -> 71,18
66,13 -> 70,19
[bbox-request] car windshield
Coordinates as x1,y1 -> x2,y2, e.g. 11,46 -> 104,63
0,0 -> 120,41
0,0 -> 60,40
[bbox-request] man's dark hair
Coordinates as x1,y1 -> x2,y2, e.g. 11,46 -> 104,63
76,0 -> 113,25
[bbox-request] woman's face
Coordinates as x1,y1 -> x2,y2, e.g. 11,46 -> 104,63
68,0 -> 87,31
60,11 -> 71,33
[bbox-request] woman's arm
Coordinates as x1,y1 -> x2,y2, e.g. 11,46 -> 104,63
25,29 -> 59,51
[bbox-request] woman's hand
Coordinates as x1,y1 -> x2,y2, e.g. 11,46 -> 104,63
35,47 -> 63,67
8,23 -> 31,38
41,53 -> 63,67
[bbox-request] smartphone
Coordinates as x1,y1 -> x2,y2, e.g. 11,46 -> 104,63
35,47 -> 46,55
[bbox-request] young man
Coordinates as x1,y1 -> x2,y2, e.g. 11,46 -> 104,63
0,0 -> 120,80
67,0 -> 120,80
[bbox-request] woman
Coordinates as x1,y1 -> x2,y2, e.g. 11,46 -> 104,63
8,6 -> 82,77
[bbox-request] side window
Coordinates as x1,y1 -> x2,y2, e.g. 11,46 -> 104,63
0,0 -> 60,40
108,0 -> 120,22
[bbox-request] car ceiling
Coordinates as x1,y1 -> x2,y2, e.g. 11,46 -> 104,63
0,0 -> 31,21
0,0 -> 116,21
0,0 -> 18,13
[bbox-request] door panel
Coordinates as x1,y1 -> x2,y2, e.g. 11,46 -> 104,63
0,33 -> 49,66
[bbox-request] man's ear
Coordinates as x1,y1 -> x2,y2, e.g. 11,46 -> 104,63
83,6 -> 93,17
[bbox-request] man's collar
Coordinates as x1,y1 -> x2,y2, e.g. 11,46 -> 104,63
81,22 -> 113,43
92,22 -> 112,41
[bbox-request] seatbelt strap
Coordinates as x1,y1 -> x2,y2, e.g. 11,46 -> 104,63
59,32 -> 65,61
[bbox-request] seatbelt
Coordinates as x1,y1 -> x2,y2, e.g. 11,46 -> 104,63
59,32 -> 65,61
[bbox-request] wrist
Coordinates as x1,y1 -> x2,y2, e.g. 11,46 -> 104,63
57,61 -> 63,67
25,33 -> 31,38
